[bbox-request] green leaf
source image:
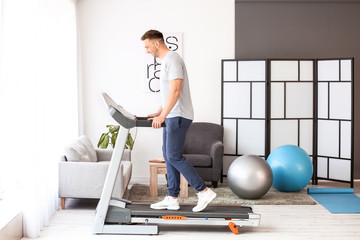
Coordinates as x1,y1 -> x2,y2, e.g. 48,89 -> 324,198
126,133 -> 134,151
111,132 -> 118,148
99,124 -> 134,150
99,135 -> 110,149
97,133 -> 107,148
109,125 -> 120,134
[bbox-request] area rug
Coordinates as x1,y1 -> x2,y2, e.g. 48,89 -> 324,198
128,184 -> 317,205
308,188 -> 360,213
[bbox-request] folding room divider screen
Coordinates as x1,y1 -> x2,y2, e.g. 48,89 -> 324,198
221,58 -> 354,187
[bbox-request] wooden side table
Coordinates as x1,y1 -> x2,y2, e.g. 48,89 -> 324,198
149,161 -> 188,198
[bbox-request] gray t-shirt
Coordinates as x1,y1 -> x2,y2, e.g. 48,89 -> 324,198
160,51 -> 194,120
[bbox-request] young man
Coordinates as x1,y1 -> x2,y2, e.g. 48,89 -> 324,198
141,30 -> 216,212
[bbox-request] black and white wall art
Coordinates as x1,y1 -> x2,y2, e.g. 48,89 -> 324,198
144,33 -> 183,93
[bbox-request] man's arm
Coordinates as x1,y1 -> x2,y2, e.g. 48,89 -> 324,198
150,78 -> 182,128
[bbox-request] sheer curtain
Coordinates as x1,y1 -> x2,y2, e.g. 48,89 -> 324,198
0,0 -> 78,238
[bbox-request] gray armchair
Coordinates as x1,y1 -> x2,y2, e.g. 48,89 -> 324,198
183,122 -> 224,188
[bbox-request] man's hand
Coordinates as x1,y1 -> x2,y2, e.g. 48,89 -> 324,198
149,115 -> 165,129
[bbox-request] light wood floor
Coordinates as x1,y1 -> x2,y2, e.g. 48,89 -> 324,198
21,180 -> 360,240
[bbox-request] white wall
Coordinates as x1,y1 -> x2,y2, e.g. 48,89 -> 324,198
77,0 -> 235,180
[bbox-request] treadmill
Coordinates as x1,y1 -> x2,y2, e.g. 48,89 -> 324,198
93,92 -> 261,235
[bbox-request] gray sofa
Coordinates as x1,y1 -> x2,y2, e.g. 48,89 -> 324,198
183,122 -> 224,188
59,136 -> 132,209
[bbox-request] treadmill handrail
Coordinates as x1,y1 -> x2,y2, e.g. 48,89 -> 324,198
109,106 -> 166,129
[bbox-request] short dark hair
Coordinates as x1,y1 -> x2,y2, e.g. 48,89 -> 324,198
141,29 -> 164,42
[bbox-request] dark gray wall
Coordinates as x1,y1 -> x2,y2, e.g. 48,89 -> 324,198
235,0 -> 360,178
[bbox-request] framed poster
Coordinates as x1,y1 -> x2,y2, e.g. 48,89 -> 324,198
144,33 -> 183,93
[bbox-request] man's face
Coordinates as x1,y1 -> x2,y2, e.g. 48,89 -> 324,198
144,39 -> 158,58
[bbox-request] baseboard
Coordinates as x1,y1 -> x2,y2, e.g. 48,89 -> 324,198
0,197 -> 22,232
0,212 -> 22,240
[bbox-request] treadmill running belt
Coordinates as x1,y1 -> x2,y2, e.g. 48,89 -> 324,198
127,204 -> 253,219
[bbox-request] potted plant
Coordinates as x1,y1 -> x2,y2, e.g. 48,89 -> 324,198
97,125 -> 134,150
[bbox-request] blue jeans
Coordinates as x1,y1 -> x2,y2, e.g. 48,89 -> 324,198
163,117 -> 207,197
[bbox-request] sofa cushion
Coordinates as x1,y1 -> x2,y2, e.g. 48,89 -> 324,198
184,154 -> 212,167
78,135 -> 97,162
64,135 -> 97,162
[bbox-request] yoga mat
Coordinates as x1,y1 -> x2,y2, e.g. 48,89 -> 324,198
308,188 -> 360,213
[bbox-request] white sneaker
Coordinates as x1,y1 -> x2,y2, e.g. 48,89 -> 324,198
150,196 -> 180,210
192,188 -> 216,212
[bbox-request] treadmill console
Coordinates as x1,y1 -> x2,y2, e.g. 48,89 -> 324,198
102,92 -> 165,129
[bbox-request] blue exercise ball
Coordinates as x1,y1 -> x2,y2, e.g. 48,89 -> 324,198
267,145 -> 313,192
228,155 -> 273,199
